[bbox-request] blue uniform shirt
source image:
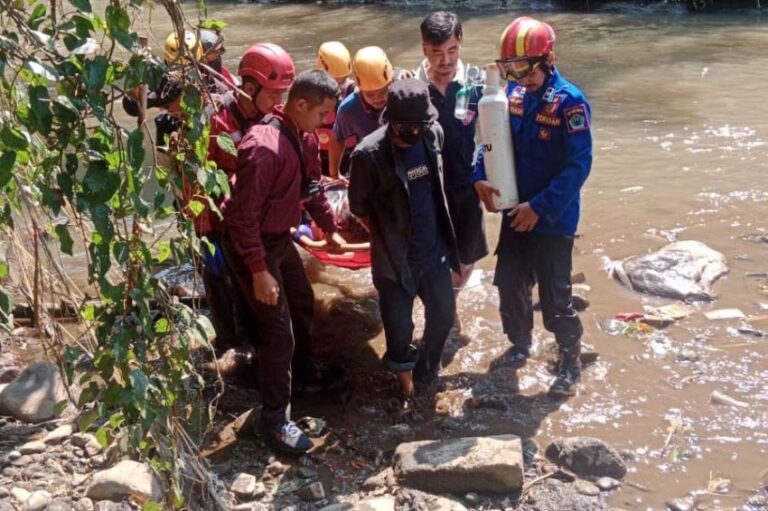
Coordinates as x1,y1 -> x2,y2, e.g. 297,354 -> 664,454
395,139 -> 446,269
333,91 -> 382,146
472,68 -> 592,236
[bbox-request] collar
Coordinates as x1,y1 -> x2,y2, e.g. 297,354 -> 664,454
416,59 -> 468,86
269,104 -> 301,134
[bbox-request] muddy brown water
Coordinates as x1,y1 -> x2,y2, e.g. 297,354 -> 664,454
20,2 -> 768,508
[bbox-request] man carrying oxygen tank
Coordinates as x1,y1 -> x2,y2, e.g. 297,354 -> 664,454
472,17 -> 592,397
416,12 -> 488,317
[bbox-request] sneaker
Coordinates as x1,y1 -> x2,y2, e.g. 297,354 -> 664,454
549,353 -> 582,397
491,345 -> 530,371
260,420 -> 312,455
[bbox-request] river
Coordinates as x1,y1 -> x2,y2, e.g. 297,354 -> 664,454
59,1 -> 768,508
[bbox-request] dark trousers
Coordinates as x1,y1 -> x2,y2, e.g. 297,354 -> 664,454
375,259 -> 456,376
199,231 -> 255,352
493,228 -> 583,351
223,234 -> 315,424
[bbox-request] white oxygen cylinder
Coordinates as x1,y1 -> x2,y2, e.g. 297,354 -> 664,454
477,63 -> 518,210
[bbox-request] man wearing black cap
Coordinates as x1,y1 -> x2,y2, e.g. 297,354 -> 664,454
348,78 -> 459,405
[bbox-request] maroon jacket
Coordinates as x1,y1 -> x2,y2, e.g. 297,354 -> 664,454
226,106 -> 336,273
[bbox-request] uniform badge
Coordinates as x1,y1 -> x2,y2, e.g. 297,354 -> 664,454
564,104 -> 590,133
535,113 -> 561,127
542,87 -> 556,102
508,96 -> 524,116
543,94 -> 563,115
318,132 -> 330,145
538,127 -> 551,141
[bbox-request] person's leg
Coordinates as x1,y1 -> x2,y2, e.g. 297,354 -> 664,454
375,277 -> 418,398
535,235 -> 583,396
494,227 -> 536,365
222,235 -> 310,453
280,241 -> 316,378
414,259 -> 456,383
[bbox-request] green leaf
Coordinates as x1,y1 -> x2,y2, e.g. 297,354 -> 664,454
127,129 -> 145,171
0,285 -> 12,325
0,262 -> 8,279
156,241 -> 171,263
85,56 -> 109,92
0,127 -> 29,150
95,426 -> 110,448
28,4 -> 47,30
54,224 -> 74,256
141,501 -> 164,511
0,152 -> 15,189
216,133 -> 236,156
200,19 -> 228,31
186,200 -> 204,217
105,5 -> 135,49
78,409 -> 100,431
69,0 -> 92,12
82,303 -> 95,322
154,318 -> 170,334
129,370 -> 149,401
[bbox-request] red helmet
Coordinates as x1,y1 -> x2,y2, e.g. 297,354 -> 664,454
499,17 -> 556,60
239,43 -> 295,90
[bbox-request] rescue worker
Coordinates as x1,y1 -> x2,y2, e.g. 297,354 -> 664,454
416,11 -> 488,311
349,79 -> 458,406
472,17 -> 592,397
200,28 -> 237,90
198,43 -> 296,367
224,69 -> 346,454
315,41 -> 356,176
329,46 -> 395,178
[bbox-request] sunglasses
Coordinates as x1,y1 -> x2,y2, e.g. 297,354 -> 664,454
495,57 -> 544,81
390,121 -> 434,136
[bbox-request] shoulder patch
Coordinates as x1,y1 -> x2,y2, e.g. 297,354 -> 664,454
564,104 -> 590,133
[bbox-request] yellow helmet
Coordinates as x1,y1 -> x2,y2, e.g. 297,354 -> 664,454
316,41 -> 352,79
353,46 -> 394,92
164,30 -> 203,65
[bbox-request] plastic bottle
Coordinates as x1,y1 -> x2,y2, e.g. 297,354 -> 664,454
477,63 -> 518,210
454,87 -> 470,120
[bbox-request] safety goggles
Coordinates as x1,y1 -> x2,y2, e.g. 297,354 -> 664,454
495,57 -> 544,81
390,120 -> 434,137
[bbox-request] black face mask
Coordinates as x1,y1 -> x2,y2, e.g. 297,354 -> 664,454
391,122 -> 432,146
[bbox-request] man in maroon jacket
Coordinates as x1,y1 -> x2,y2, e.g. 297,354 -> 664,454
224,69 -> 345,454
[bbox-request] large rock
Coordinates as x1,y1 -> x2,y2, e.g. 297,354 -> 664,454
0,362 -> 69,422
545,437 -> 627,479
608,240 -> 727,301
86,460 -> 163,502
393,435 -> 523,494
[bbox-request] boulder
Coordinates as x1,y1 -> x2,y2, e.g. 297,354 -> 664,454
19,440 -> 47,454
44,423 -> 76,444
358,497 -> 396,511
393,435 -> 524,494
230,473 -> 258,500
86,460 -> 163,502
0,362 -> 69,423
22,491 -> 51,511
608,240 -> 727,301
545,437 -> 627,479
297,481 -> 326,502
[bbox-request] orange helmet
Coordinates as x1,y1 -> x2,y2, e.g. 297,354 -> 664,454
499,16 -> 556,60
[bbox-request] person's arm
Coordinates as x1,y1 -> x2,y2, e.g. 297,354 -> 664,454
227,138 -> 280,303
328,133 -> 345,179
471,146 -> 500,213
527,98 -> 592,227
348,148 -> 376,226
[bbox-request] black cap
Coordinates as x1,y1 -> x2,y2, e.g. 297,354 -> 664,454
381,78 -> 438,123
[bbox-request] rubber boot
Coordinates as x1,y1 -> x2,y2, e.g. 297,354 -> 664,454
549,344 -> 582,397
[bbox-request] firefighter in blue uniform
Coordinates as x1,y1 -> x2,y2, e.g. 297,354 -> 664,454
473,16 -> 592,396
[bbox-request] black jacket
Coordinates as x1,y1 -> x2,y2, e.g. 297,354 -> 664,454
348,124 -> 459,293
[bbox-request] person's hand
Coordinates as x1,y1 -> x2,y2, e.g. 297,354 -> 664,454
252,270 -> 279,306
325,232 -> 347,253
474,180 -> 500,213
508,202 -> 539,232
